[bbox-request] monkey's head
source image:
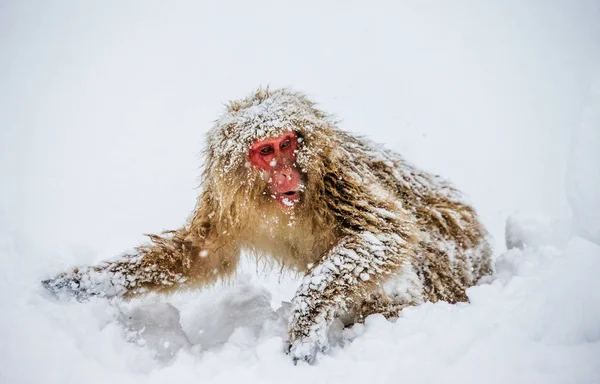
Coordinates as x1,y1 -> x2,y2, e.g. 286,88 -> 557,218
203,87 -> 336,223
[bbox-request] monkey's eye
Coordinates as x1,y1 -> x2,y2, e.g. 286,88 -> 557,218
281,140 -> 291,149
260,146 -> 274,155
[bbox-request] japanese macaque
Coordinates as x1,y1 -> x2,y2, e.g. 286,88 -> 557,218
42,88 -> 492,363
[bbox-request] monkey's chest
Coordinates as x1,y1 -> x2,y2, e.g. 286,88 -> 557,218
245,227 -> 331,272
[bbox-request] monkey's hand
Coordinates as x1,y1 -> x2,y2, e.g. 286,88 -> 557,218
41,229 -> 205,301
287,232 -> 404,363
287,293 -> 335,364
42,265 -> 130,301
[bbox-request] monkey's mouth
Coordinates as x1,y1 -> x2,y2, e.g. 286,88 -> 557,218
273,190 -> 300,207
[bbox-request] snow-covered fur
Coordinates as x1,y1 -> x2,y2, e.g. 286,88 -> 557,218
42,87 -> 492,363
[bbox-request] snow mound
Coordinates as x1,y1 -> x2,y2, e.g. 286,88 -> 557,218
567,75 -> 600,246
2,215 -> 600,383
505,212 -> 571,250
121,302 -> 191,362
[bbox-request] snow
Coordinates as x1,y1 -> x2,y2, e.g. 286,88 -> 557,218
567,74 -> 600,246
1,224 -> 599,383
1,1 -> 600,383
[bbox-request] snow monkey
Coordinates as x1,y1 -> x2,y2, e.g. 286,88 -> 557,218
42,87 -> 493,363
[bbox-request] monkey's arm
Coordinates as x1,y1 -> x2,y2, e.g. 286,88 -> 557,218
287,231 -> 405,363
42,228 -> 240,301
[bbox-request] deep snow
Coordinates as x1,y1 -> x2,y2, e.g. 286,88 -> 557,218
1,223 -> 599,383
1,1 -> 599,383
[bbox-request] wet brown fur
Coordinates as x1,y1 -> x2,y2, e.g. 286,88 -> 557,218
44,88 -> 492,359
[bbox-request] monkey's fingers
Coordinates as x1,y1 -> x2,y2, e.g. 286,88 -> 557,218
287,338 -> 323,365
41,265 -> 128,301
41,273 -> 96,302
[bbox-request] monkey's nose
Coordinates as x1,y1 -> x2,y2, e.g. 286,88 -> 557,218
277,169 -> 293,183
280,170 -> 292,181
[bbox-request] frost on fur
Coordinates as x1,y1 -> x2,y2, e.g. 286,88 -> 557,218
42,87 -> 492,363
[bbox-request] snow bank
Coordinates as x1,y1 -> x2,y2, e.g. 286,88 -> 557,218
1,216 -> 599,384
567,75 -> 600,246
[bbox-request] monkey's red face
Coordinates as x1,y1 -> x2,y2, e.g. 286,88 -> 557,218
249,132 -> 303,207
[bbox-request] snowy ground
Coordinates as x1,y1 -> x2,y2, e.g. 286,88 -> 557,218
1,1 -> 600,383
2,227 -> 600,384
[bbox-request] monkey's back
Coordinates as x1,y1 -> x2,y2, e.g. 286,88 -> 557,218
352,138 -> 493,305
